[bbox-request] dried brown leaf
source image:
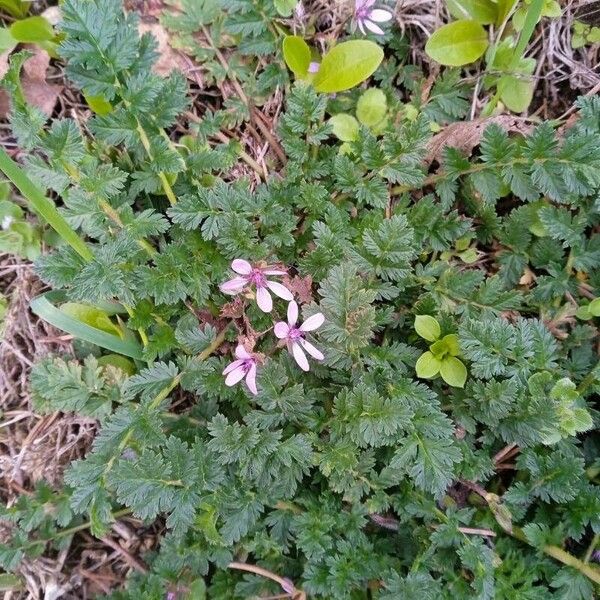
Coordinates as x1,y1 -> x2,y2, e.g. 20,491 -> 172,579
0,48 -> 62,119
426,116 -> 533,165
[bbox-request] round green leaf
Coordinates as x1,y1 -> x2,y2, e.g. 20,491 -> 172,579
425,20 -> 489,66
282,35 -> 311,79
313,40 -> 384,93
440,356 -> 468,388
274,0 -> 297,16
414,314 -> 441,341
10,16 -> 54,43
183,578 -> 206,600
446,0 -> 497,24
0,27 -> 16,53
356,88 -> 387,128
97,354 -> 136,375
329,113 -> 360,142
416,351 -> 442,379
575,305 -> 592,320
588,298 -> 600,317
497,74 -> 534,113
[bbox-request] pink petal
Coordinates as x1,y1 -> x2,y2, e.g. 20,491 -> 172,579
266,280 -> 293,301
369,8 -> 393,22
364,19 -> 385,34
262,267 -> 287,276
235,344 -> 251,360
292,342 -> 310,371
287,300 -> 299,326
220,277 -> 247,295
231,259 -> 252,274
223,359 -> 244,375
357,19 -> 366,34
300,313 -> 324,332
225,364 -> 246,386
256,286 -> 273,312
300,339 -> 324,360
274,321 -> 290,339
245,363 -> 258,395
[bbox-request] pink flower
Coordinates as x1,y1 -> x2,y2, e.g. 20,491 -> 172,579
274,301 -> 325,371
222,344 -> 259,395
353,0 -> 393,35
220,259 -> 293,313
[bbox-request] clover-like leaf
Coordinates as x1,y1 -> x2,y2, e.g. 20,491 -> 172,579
414,315 -> 441,342
416,351 -> 442,378
440,356 -> 467,388
425,20 -> 489,66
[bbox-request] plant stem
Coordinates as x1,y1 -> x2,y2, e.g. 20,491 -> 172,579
20,507 -> 132,551
584,533 -> 599,563
0,147 -> 93,262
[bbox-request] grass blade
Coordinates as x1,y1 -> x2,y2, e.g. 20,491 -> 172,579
30,291 -> 144,359
0,146 -> 93,262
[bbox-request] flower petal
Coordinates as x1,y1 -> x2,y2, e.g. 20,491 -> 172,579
287,300 -> 299,325
300,312 -> 324,332
357,19 -> 366,34
245,363 -> 258,395
220,277 -> 246,294
262,267 -> 287,276
225,364 -> 247,386
267,280 -> 294,301
235,344 -> 251,360
231,259 -> 252,274
256,286 -> 273,312
223,359 -> 244,375
292,342 -> 310,371
274,321 -> 290,339
364,19 -> 385,34
369,8 -> 393,22
300,339 -> 324,360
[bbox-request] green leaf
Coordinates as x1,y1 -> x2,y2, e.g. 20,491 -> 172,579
0,573 -> 23,592
0,0 -> 30,19
274,0 -> 297,17
30,292 -> 143,360
60,302 -> 122,337
313,40 -> 384,93
414,315 -> 441,341
588,298 -> 600,317
329,113 -> 359,142
575,305 -> 593,320
497,74 -> 534,112
443,334 -> 461,356
84,93 -> 113,116
282,35 -> 311,78
0,27 -> 17,53
0,146 -> 93,261
183,579 -> 207,600
356,88 -> 387,128
425,20 -> 489,66
416,351 -> 442,378
9,16 -> 54,43
440,356 -> 467,387
446,0 -> 497,24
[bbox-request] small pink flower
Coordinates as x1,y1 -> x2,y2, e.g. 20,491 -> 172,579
308,61 -> 320,74
353,0 -> 393,35
274,301 -> 325,371
222,344 -> 259,395
220,259 -> 293,313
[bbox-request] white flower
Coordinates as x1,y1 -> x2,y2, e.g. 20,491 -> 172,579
353,0 -> 393,35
